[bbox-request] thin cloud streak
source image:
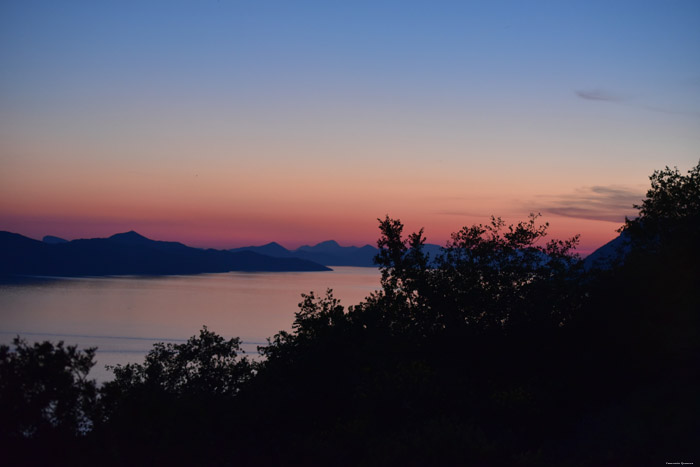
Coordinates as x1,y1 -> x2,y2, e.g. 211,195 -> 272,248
541,185 -> 643,223
575,89 -> 700,118
575,89 -> 626,102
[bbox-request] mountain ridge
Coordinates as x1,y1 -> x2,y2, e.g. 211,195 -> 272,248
231,240 -> 445,267
583,231 -> 631,270
22,230 -> 624,272
0,231 -> 330,277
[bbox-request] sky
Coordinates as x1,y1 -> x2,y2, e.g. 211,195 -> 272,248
1,0 -> 699,255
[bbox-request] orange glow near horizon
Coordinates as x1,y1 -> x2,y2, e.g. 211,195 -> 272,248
0,145 -> 638,254
1,200 -> 625,255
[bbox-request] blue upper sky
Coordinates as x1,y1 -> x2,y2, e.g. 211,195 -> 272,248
3,1 -> 698,109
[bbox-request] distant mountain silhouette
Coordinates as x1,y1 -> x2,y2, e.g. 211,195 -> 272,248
583,231 -> 631,270
108,231 -> 192,253
232,240 -> 377,266
231,240 -> 445,267
421,243 -> 444,262
42,235 -> 68,244
230,242 -> 294,258
0,231 -> 330,277
294,241 -> 378,266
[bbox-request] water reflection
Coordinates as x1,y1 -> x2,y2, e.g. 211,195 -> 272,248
0,267 -> 380,382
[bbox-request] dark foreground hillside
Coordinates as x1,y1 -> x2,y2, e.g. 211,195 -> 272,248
1,163 -> 698,466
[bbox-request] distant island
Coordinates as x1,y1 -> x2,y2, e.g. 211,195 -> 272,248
233,238 -> 627,269
1,228 -> 628,279
231,240 -> 444,267
0,231 -> 330,277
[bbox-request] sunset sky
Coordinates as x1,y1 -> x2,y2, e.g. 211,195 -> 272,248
1,1 -> 699,254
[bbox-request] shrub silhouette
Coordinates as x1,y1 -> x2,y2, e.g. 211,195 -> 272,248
0,338 -> 97,465
93,327 -> 254,465
0,338 -> 97,439
623,162 -> 700,251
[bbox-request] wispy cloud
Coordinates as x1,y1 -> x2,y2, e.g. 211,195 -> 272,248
541,185 -> 643,223
575,89 -> 626,102
574,88 -> 700,118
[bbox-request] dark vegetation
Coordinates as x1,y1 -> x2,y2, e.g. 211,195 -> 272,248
2,163 -> 699,466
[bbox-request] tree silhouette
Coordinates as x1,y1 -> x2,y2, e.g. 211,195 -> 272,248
0,337 -> 97,440
104,326 -> 252,398
368,213 -> 583,337
570,161 -> 700,464
248,213 -> 587,465
92,327 -> 255,465
623,161 -> 700,253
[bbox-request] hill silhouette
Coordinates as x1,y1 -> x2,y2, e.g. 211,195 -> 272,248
583,230 -> 632,269
0,231 -> 330,277
231,240 -> 445,266
42,235 -> 68,244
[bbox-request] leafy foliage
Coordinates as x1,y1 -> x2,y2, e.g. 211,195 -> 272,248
0,337 -> 97,440
623,161 -> 700,252
368,213 -> 583,336
91,327 -> 255,465
104,326 -> 252,398
244,213 -> 587,464
98,326 -> 252,428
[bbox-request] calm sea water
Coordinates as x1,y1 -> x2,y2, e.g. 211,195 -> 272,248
0,267 -> 380,383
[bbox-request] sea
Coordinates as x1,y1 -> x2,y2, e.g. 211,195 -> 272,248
0,267 -> 381,383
